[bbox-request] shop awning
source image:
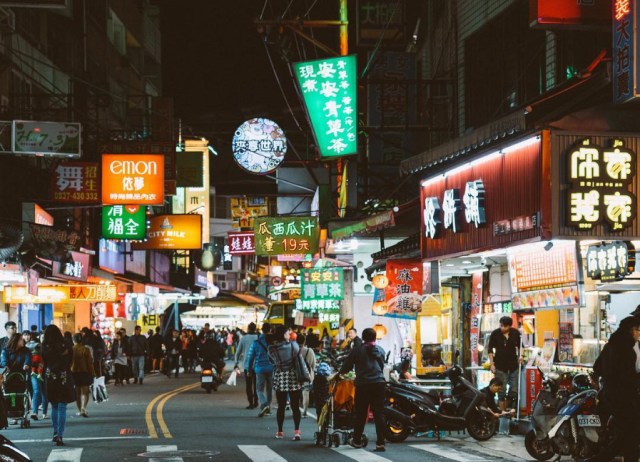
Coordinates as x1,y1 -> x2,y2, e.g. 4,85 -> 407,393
331,210 -> 395,241
201,291 -> 268,309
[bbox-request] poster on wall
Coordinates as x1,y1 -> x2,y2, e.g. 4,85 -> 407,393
384,259 -> 422,319
558,321 -> 574,362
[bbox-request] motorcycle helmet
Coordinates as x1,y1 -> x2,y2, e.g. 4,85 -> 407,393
571,373 -> 591,392
447,365 -> 463,382
315,362 -> 332,377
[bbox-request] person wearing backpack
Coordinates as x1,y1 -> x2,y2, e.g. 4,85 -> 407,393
296,334 -> 316,418
246,323 -> 274,417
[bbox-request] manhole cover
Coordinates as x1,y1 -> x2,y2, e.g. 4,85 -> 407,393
138,450 -> 220,459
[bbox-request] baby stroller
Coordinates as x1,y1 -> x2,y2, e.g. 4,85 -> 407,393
3,372 -> 31,429
314,374 -> 367,448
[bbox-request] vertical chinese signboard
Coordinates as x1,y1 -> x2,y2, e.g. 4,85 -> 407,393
384,259 -> 422,319
301,267 -> 344,300
293,55 -> 358,158
613,0 -> 636,103
52,162 -> 100,203
253,217 -> 319,256
102,205 -> 147,240
585,241 -> 635,281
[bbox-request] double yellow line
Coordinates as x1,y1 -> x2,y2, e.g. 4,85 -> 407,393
145,382 -> 199,438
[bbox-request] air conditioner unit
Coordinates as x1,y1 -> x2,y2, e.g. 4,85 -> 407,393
219,281 -> 228,290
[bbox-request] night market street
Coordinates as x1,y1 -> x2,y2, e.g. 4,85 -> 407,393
4,367 -> 534,462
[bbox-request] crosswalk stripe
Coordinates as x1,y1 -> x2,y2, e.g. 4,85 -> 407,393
239,445 -> 288,461
467,443 -> 528,461
332,446 -> 392,461
147,445 -> 182,462
46,448 -> 83,462
411,444 -> 494,461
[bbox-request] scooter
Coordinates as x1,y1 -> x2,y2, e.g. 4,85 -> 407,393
525,370 -> 604,461
200,361 -> 220,394
383,353 -> 497,443
0,434 -> 31,461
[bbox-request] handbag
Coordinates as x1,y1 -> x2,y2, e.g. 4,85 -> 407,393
293,345 -> 310,383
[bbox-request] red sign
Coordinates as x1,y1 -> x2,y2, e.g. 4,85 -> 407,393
51,162 -> 100,203
469,272 -> 482,366
227,231 -> 255,255
384,259 -> 422,318
421,135 -> 546,259
529,0 -> 610,29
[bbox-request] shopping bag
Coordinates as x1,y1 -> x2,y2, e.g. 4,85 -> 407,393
91,376 -> 109,403
226,369 -> 237,386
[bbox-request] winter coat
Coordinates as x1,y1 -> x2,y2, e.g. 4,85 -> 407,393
235,333 -> 258,369
42,341 -> 76,404
340,342 -> 386,387
71,344 -> 95,375
268,340 -> 300,371
129,334 -> 148,356
246,335 -> 273,374
0,347 -> 32,373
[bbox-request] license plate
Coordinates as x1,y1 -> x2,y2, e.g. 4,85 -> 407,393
201,376 -> 213,383
577,415 -> 601,427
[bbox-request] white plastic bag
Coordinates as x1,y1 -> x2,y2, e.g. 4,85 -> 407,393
91,376 -> 108,403
226,369 -> 237,386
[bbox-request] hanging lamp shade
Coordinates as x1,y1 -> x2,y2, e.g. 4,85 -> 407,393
372,274 -> 389,289
373,323 -> 388,339
372,301 -> 388,316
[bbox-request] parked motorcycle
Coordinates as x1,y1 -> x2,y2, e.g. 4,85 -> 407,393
525,371 -> 603,461
383,354 -> 497,443
0,434 -> 31,461
200,361 -> 220,394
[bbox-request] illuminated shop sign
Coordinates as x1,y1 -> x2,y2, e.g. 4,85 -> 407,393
102,205 -> 147,240
102,154 -> 164,205
423,179 -> 486,239
567,139 -> 636,231
483,301 -> 513,314
13,121 -> 81,158
586,241 -> 636,281
253,217 -> 319,256
132,214 -> 202,250
301,267 -> 344,301
232,119 -> 287,174
293,55 -> 358,158
295,299 -> 340,311
227,231 -> 255,255
52,162 -> 100,203
613,0 -> 636,103
52,251 -> 90,282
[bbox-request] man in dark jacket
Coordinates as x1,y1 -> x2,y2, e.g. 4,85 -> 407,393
340,327 -> 386,452
165,329 -> 182,378
346,328 -> 363,351
129,326 -> 148,384
0,322 -> 17,352
487,316 -> 522,411
148,327 -> 164,372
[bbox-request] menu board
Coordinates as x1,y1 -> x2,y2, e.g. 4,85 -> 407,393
508,242 -> 580,310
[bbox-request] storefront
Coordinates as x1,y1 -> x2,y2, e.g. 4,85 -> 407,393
418,130 -> 640,414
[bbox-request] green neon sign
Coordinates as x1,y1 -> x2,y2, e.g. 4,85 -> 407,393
102,205 -> 147,240
301,267 -> 344,301
293,55 -> 357,158
253,216 -> 319,256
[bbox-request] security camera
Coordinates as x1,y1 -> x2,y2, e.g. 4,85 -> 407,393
480,257 -> 487,266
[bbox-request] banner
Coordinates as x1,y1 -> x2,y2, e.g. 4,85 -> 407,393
384,259 -> 422,319
132,214 -> 202,250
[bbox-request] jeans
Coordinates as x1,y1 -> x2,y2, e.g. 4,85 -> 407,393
494,369 -> 519,403
131,355 -> 145,380
31,376 -> 48,415
168,355 -> 180,377
354,382 -> 386,446
51,402 -> 67,438
255,371 -> 273,409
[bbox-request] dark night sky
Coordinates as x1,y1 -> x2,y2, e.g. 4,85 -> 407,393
160,0 -> 281,118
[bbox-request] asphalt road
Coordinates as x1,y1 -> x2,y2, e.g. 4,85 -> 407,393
2,367 -> 538,462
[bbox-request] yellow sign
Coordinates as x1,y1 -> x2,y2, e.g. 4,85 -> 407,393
69,285 -> 118,302
133,214 -> 202,250
4,286 -> 69,304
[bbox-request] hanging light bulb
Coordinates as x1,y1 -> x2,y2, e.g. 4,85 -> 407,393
372,274 -> 389,289
373,323 -> 388,339
372,301 -> 388,316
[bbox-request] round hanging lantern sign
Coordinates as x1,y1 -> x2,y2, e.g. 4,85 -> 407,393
232,118 -> 287,174
372,274 -> 389,289
373,323 -> 388,339
372,301 -> 388,316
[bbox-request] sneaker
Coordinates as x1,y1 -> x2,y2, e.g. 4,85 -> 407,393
265,407 -> 272,416
374,444 -> 386,452
302,412 -> 307,419
139,379 -> 143,385
348,438 -> 364,449
30,414 -> 38,421
258,406 -> 270,417
292,430 -> 301,441
275,432 -> 284,439
42,414 -> 49,419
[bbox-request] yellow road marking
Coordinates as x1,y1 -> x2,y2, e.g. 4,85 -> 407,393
156,382 -> 199,438
145,383 -> 196,438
